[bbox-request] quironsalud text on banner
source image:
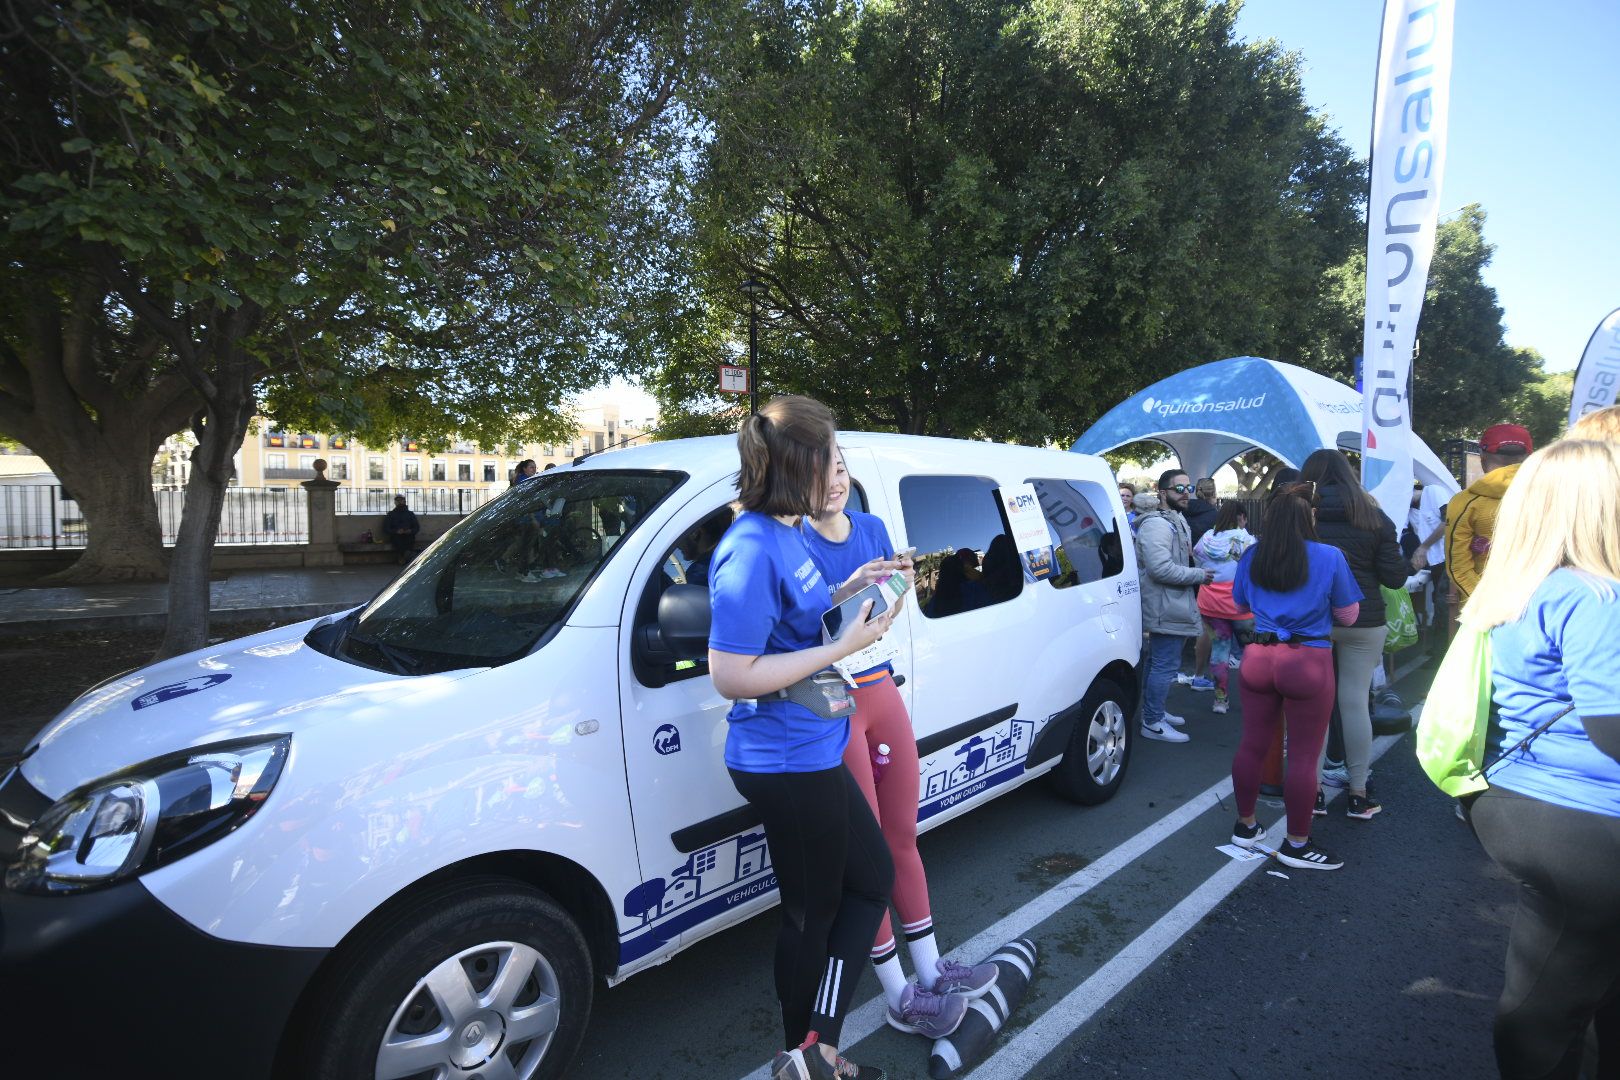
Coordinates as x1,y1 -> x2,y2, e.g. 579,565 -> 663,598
1568,308 -> 1620,429
1361,0 -> 1455,525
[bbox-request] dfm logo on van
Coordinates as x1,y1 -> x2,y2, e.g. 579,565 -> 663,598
653,724 -> 682,755
131,674 -> 233,711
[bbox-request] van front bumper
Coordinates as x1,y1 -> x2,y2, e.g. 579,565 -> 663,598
0,878 -> 328,1080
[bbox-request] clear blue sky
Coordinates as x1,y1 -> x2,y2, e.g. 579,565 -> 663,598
1234,0 -> 1620,373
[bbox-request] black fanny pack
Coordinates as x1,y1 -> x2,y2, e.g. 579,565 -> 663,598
1236,628 -> 1331,646
765,670 -> 857,720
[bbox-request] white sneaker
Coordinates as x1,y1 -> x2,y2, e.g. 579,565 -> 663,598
1160,712 -> 1186,727
1227,655 -> 1242,669
1140,720 -> 1190,743
1174,672 -> 1195,686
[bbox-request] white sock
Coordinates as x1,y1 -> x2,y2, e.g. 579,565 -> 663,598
905,924 -> 941,988
871,952 -> 908,1010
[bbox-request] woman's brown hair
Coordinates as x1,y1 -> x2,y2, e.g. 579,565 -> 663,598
735,395 -> 837,516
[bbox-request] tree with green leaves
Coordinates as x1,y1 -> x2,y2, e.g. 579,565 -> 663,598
1,0 -> 695,655
628,0 -> 1364,442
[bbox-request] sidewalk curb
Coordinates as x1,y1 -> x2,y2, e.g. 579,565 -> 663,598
0,602 -> 362,638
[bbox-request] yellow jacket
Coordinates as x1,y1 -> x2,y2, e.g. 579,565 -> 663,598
1445,463 -> 1521,599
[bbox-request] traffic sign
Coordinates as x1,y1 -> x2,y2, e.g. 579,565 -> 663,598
719,365 -> 750,394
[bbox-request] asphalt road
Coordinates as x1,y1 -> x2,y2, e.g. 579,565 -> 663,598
569,664 -> 1517,1080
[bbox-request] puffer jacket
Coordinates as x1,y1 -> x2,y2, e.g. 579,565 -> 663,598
1446,464 -> 1521,600
1313,482 -> 1407,628
1135,508 -> 1204,636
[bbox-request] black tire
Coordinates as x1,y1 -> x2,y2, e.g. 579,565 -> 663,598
1048,678 -> 1132,805
294,877 -> 593,1080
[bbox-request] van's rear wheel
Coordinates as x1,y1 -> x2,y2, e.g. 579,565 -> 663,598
298,879 -> 592,1080
1049,678 -> 1131,805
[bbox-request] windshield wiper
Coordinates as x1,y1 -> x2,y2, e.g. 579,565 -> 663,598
342,632 -> 427,676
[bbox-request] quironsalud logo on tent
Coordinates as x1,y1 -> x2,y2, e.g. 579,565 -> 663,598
1139,393 -> 1265,418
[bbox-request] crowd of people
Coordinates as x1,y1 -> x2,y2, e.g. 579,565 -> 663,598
696,391 -> 1616,1080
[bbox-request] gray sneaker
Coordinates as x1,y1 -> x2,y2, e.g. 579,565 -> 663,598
885,983 -> 967,1038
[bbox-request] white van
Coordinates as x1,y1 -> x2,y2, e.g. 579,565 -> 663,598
0,434 -> 1140,1080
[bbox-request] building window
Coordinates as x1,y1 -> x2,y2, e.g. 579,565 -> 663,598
328,458 -> 350,480
368,456 -> 386,481
695,850 -> 718,874
457,462 -> 472,482
266,452 -> 287,470
482,463 -> 497,483
403,459 -> 421,482
899,475 -> 1022,618
299,454 -> 316,469
541,445 -> 554,458
594,432 -> 606,452
401,439 -> 422,453
329,436 -> 349,450
431,460 -> 447,482
264,432 -> 288,448
295,434 -> 319,449
452,439 -> 475,454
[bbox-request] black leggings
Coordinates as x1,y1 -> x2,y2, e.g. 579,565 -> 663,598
1471,786 -> 1620,1079
730,764 -> 894,1049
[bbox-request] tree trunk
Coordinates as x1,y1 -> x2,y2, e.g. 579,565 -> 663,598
34,421 -> 169,583
155,375 -> 256,659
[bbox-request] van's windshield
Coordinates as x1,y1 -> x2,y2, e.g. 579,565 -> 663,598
326,469 -> 684,674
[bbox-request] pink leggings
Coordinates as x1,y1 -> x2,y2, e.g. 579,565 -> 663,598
1231,643 -> 1335,838
842,675 -> 932,951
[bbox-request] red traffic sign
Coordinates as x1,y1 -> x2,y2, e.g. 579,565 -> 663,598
718,364 -> 750,394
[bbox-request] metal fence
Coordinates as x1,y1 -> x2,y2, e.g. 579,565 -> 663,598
0,485 -> 308,549
335,487 -> 501,515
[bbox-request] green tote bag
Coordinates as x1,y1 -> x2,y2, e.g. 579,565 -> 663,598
1413,621 -> 1494,798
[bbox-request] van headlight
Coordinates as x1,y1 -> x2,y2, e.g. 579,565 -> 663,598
5,736 -> 289,895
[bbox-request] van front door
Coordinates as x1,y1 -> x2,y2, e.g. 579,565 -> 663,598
615,480 -> 775,971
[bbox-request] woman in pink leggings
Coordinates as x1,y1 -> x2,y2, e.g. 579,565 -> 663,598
1228,483 -> 1362,870
801,450 -> 997,1040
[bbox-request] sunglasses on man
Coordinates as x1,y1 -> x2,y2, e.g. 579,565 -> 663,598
1164,483 -> 1195,494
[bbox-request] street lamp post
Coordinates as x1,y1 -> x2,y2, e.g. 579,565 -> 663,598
740,277 -> 767,415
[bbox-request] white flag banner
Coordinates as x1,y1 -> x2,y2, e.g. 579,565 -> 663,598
1568,307 -> 1620,428
1361,0 -> 1455,525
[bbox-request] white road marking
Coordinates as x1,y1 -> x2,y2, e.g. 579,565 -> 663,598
736,772 -> 1239,1079
964,732 -> 1407,1080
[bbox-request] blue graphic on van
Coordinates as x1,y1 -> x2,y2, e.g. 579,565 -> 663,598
653,724 -> 682,755
131,674 -> 233,711
619,712 -> 1049,966
620,828 -> 775,964
918,714 -> 1040,822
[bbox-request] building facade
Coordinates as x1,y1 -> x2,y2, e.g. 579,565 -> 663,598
155,404 -> 652,508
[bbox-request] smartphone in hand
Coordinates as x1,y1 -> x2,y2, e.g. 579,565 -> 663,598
822,582 -> 890,640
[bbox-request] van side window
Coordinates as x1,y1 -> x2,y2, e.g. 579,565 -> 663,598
633,504 -> 736,686
1027,478 -> 1124,587
899,475 -> 1022,618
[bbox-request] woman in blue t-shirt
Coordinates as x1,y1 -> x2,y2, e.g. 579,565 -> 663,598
1462,438 -> 1620,1080
707,395 -> 895,1080
1228,483 -> 1362,870
801,450 -> 996,1042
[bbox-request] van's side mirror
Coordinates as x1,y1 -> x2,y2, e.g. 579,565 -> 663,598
639,584 -> 712,665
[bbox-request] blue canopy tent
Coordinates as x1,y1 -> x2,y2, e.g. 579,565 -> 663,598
1071,356 -> 1459,499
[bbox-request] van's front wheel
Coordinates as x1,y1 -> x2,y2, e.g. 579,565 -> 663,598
298,880 -> 592,1080
1049,678 -> 1132,805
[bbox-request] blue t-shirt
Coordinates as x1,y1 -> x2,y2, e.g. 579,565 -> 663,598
1490,569 -> 1620,818
801,511 -> 895,683
1232,542 -> 1361,648
708,512 -> 846,773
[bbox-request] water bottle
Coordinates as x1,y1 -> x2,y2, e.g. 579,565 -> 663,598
872,742 -> 891,785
